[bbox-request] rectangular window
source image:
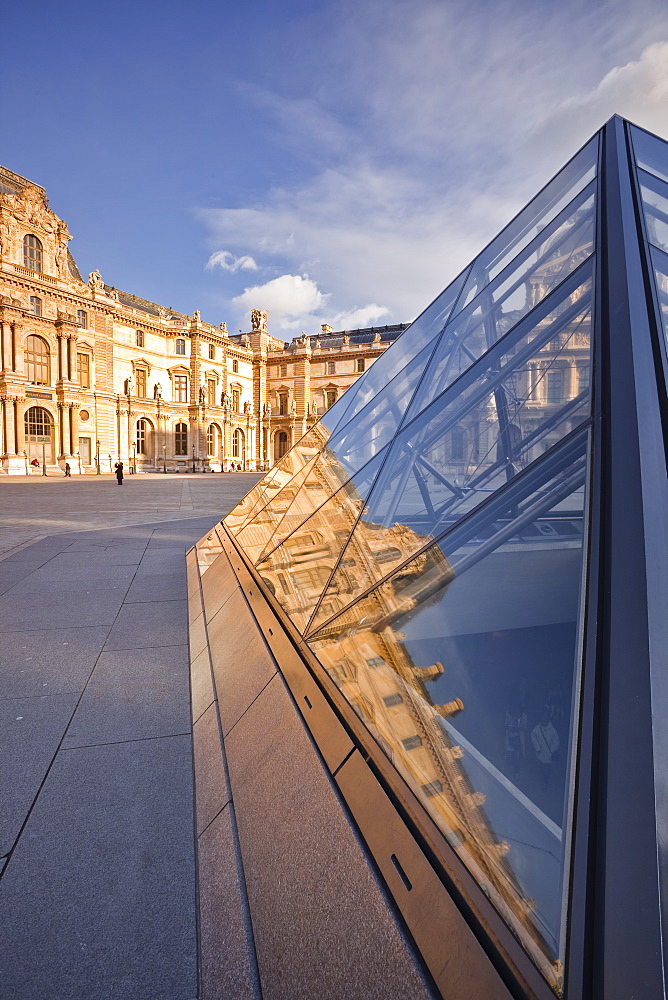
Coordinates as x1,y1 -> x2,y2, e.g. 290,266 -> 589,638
383,693 -> 403,708
325,389 -> 337,410
546,369 -> 563,403
578,365 -> 590,393
232,359 -> 239,373
207,378 -> 216,406
135,369 -> 147,398
136,330 -> 144,347
421,780 -> 443,798
280,364 -> 287,377
232,388 -> 240,412
357,358 -> 365,373
366,656 -> 385,669
175,374 -> 188,402
77,310 -> 87,329
327,362 -> 335,375
77,353 -> 90,389
29,296 -> 41,317
278,392 -> 288,416
402,735 -> 424,751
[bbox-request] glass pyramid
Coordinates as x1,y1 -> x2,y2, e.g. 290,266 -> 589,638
216,117 -> 668,996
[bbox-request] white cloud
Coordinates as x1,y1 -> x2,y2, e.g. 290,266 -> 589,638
205,250 -> 258,273
329,304 -> 392,330
232,274 -> 329,332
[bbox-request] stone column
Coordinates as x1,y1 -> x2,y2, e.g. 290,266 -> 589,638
70,404 -> 80,461
12,323 -> 23,375
3,398 -> 16,456
67,335 -> 78,382
1,319 -> 12,371
60,403 -> 71,458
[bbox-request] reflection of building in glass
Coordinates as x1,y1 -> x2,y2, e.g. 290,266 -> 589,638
194,119 -> 668,1000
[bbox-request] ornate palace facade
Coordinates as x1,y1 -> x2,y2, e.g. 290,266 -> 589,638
0,165 -> 406,474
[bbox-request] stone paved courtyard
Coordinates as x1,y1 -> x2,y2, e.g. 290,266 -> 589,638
0,472 -> 262,1000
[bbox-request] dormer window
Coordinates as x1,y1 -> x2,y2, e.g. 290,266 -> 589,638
175,339 -> 186,355
23,234 -> 43,273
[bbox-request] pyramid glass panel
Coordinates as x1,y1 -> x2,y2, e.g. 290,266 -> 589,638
324,338 -> 441,471
631,123 -> 668,185
254,450 -> 389,632
453,136 -> 597,314
637,169 -> 668,255
224,426 -> 328,534
308,428 -> 590,990
318,270 -> 468,441
404,191 -> 595,424
650,245 -> 668,344
306,271 -> 592,635
234,452 -> 322,564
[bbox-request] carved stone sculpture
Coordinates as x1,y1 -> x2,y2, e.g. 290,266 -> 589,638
251,309 -> 268,332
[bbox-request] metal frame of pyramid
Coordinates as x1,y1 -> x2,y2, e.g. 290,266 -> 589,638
192,116 -> 668,1000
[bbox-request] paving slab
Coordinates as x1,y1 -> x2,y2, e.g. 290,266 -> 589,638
0,692 -> 79,855
62,644 -> 191,747
0,625 -> 110,699
0,590 -> 127,631
104,599 -> 188,650
0,736 -> 198,1000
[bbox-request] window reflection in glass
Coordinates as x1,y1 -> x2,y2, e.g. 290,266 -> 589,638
308,430 -> 590,993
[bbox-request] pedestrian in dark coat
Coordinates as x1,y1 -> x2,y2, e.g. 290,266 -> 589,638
64,462 -> 71,477
114,461 -> 124,485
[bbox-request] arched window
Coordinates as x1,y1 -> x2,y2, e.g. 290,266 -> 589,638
175,339 -> 186,355
175,422 -> 188,455
25,335 -> 50,384
232,428 -> 244,459
136,330 -> 144,347
77,310 -> 87,329
207,424 -> 219,456
29,296 -> 42,317
274,430 -> 289,462
23,235 -> 43,273
25,406 -> 52,437
136,418 -> 148,455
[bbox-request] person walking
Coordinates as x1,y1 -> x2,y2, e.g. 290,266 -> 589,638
64,462 -> 71,477
114,461 -> 124,485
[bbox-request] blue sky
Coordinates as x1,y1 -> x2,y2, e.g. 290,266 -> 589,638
4,0 -> 668,339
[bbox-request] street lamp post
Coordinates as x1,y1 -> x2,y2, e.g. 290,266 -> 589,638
132,444 -> 136,474
192,445 -> 196,474
96,439 -> 100,475
41,443 -> 47,476
162,444 -> 166,473
108,454 -> 112,473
